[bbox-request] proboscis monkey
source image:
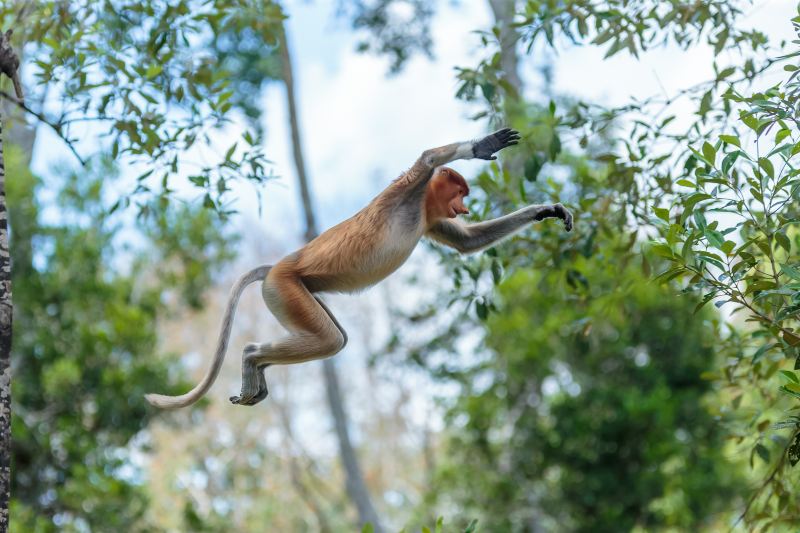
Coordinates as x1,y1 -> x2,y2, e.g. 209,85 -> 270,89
146,128 -> 572,409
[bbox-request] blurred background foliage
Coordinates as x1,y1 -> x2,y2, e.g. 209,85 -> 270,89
1,0 -> 799,531
5,145 -> 235,531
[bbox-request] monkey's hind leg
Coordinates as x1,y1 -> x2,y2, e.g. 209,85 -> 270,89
230,274 -> 347,406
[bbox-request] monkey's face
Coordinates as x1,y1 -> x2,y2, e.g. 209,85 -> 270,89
428,167 -> 470,221
445,185 -> 469,218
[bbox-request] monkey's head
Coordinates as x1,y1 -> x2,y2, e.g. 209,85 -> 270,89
426,167 -> 470,222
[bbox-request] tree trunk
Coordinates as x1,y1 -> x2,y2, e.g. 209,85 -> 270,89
0,28 -> 20,533
487,0 -> 522,95
483,5 -> 547,532
278,24 -> 384,533
0,99 -> 10,533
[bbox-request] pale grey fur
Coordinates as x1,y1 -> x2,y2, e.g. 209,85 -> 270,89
427,203 -> 572,253
145,264 -> 272,409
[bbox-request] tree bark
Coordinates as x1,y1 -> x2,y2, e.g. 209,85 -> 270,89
278,24 -> 384,533
0,99 -> 10,533
487,0 -> 522,95
0,28 -> 21,533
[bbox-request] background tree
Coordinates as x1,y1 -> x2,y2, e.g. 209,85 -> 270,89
400,0 -> 795,529
210,8 -> 384,529
0,27 -> 23,532
6,147 -> 234,531
0,1 -> 280,529
426,238 -> 740,532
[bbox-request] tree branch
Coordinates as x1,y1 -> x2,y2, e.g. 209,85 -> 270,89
0,90 -> 86,166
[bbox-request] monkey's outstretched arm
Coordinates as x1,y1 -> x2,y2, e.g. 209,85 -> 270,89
403,128 -> 520,187
426,203 -> 572,254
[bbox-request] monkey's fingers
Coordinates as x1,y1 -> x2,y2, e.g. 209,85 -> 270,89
556,204 -> 573,232
473,128 -> 521,160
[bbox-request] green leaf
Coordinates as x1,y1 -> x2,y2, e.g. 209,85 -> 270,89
719,135 -> 741,147
776,232 -> 791,253
475,300 -> 488,320
684,193 -> 712,212
702,142 -> 717,165
480,82 -> 495,102
758,157 -> 775,178
362,524 -> 375,533
704,229 -> 725,250
721,150 -> 741,174
752,343 -> 778,364
145,64 -> 163,79
755,443 -> 770,463
225,142 -> 237,162
740,112 -> 759,131
650,242 -> 674,259
524,154 -> 544,182
780,370 -> 800,384
717,66 -> 735,80
549,134 -> 562,161
491,260 -> 504,285
721,241 -> 736,255
654,207 -> 670,222
464,520 -> 479,533
781,263 -> 800,281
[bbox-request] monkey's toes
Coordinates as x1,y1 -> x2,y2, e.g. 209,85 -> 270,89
229,390 -> 268,406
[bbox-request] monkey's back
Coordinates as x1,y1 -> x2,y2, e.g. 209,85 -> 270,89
292,190 -> 425,293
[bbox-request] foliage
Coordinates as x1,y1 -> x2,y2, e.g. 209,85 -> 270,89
429,260 -> 739,532
338,0 -> 434,74
422,1 -> 800,528
6,145 -> 233,532
384,92 -> 740,528
0,0 -> 285,214
208,2 -> 284,131
647,18 -> 800,527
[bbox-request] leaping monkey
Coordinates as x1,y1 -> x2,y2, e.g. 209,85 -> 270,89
146,128 -> 573,409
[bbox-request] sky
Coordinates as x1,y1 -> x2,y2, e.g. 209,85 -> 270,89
25,0 -> 800,456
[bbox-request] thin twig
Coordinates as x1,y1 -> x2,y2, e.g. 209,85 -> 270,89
0,89 -> 86,166
732,429 -> 798,530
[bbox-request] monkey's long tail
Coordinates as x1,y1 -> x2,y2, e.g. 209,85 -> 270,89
144,264 -> 272,409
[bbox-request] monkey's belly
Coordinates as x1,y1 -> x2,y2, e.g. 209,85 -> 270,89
303,245 -> 416,293
298,214 -> 424,293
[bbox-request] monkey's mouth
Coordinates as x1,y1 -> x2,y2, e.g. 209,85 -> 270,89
449,205 -> 468,218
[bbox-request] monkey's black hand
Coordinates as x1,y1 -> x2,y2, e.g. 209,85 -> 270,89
472,128 -> 520,160
555,203 -> 573,232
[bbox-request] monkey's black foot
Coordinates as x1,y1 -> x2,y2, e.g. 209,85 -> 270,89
230,363 -> 271,406
229,390 -> 268,406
